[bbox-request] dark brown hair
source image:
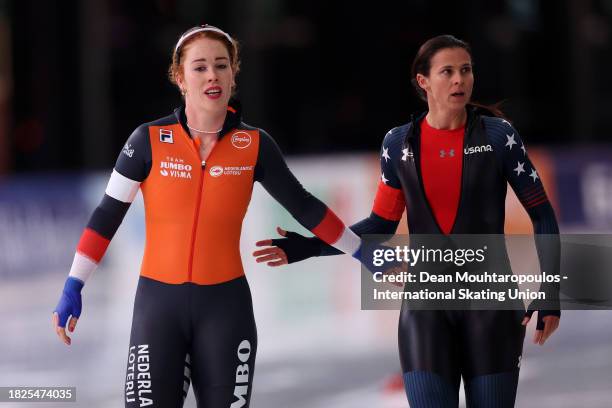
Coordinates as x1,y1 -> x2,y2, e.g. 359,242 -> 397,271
411,35 -> 506,119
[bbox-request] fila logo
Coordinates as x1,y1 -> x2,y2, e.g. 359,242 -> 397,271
160,129 -> 174,144
231,132 -> 252,149
464,144 -> 493,155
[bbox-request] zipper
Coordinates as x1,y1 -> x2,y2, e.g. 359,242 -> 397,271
187,129 -> 206,282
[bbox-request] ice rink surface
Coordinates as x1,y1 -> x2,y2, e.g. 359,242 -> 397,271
1,271 -> 611,408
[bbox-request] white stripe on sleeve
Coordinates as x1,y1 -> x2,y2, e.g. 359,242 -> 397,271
333,227 -> 361,256
105,169 -> 141,203
68,252 -> 98,283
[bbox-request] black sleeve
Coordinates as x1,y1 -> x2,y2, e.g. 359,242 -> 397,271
114,124 -> 152,182
486,117 -> 559,235
316,213 -> 400,256
272,128 -> 403,261
315,128 -> 404,256
86,195 -> 131,240
254,130 -> 329,230
487,117 -> 560,323
273,212 -> 400,263
86,125 -> 151,242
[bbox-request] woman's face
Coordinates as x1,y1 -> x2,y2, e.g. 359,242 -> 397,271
417,47 -> 474,112
177,36 -> 234,113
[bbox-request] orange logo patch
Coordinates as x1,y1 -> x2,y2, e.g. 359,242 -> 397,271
231,132 -> 252,149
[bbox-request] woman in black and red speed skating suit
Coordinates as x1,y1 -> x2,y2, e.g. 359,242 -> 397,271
254,35 -> 561,407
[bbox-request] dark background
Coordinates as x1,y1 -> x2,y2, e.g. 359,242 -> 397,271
3,0 -> 612,173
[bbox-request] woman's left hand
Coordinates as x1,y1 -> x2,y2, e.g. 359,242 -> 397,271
522,314 -> 560,345
253,227 -> 289,266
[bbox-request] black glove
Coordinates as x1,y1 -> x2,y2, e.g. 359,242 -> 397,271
524,302 -> 561,330
271,231 -> 324,264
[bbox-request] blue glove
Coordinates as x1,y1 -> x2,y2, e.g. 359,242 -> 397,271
53,277 -> 84,328
354,241 -> 404,274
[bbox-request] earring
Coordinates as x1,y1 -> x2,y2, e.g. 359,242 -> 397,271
181,88 -> 187,96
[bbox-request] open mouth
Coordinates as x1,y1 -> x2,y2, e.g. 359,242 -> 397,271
451,92 -> 465,97
204,87 -> 222,99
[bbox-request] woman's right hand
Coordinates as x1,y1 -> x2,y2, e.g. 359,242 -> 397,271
52,277 -> 84,345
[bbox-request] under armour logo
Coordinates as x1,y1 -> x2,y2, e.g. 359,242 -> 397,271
439,149 -> 455,158
402,148 -> 414,161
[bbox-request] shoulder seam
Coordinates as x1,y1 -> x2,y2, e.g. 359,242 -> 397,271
140,112 -> 178,128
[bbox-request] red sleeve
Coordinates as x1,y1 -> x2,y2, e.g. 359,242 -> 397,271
311,208 -> 345,245
372,180 -> 405,221
76,228 -> 111,263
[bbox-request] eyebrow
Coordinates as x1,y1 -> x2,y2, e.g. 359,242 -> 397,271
439,63 -> 472,70
190,57 -> 229,63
